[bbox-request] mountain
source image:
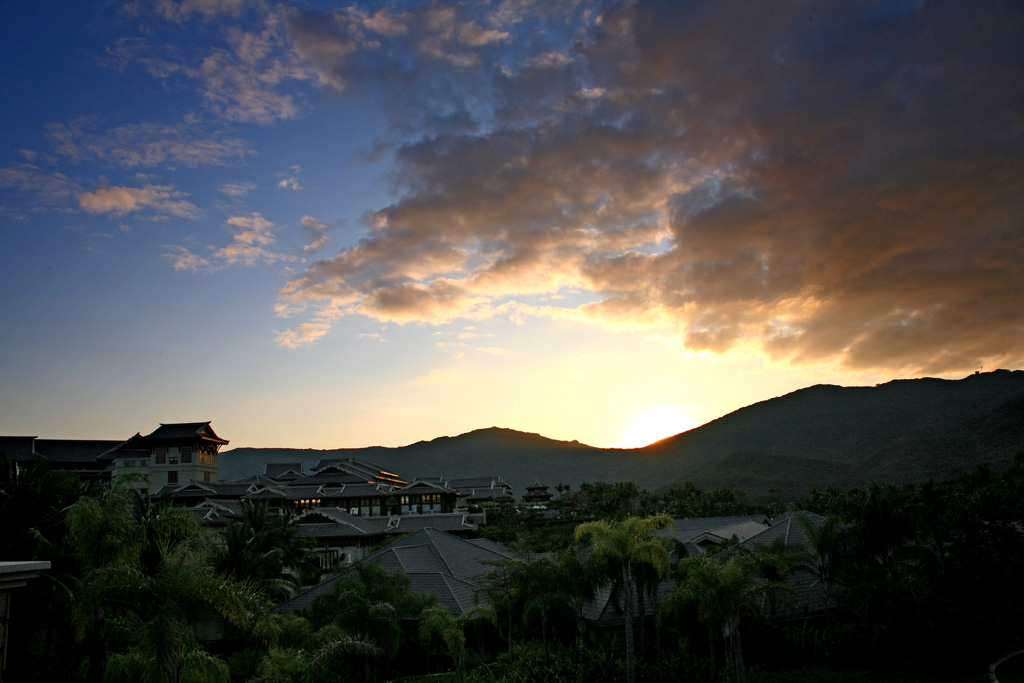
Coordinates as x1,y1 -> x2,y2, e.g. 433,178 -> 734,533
219,370 -> 1024,499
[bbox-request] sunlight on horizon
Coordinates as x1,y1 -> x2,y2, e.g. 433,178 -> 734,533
614,405 -> 696,449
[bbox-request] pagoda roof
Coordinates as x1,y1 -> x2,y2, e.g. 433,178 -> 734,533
145,422 -> 228,443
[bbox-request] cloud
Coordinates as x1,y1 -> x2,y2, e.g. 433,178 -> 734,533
132,0 -> 251,23
275,0 -> 1023,375
299,215 -> 330,253
197,17 -> 312,123
106,12 -> 311,124
285,1 -> 517,94
164,245 -> 212,272
164,212 -> 295,271
45,119 -> 252,168
220,181 -> 256,197
213,213 -> 293,266
78,183 -> 201,218
0,164 -> 80,208
274,320 -> 332,348
277,165 -> 302,191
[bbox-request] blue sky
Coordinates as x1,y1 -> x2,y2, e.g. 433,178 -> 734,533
1,0 -> 1021,450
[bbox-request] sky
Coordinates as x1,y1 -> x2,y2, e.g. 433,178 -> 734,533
1,0 -> 1021,451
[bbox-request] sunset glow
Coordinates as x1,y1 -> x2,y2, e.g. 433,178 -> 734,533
616,406 -> 696,449
0,1 -> 1020,450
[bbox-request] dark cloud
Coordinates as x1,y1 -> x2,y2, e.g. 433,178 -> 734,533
279,0 -> 1024,374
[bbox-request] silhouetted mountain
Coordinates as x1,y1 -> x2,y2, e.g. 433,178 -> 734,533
220,370 -> 1024,499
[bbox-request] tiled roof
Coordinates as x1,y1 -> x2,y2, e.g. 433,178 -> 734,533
460,488 -> 515,501
724,511 -> 832,619
289,471 -> 374,487
311,458 -> 409,485
265,462 -> 303,478
188,500 -> 244,525
153,482 -> 223,500
1,436 -> 123,465
296,523 -> 382,540
331,482 -> 394,498
0,437 -> 38,460
229,474 -> 280,487
243,486 -> 291,500
387,514 -> 476,534
296,508 -> 389,535
143,422 -> 228,444
34,439 -> 124,463
466,538 -> 506,553
275,528 -> 512,616
398,479 -> 458,494
447,476 -> 510,490
407,573 -> 479,614
660,516 -> 770,541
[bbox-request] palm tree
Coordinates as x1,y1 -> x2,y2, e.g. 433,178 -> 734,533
66,492 -> 275,683
669,551 -> 781,683
419,606 -> 468,674
794,512 -> 846,628
519,555 -> 562,662
551,548 -> 606,683
217,499 -> 316,599
477,557 -> 530,659
574,515 -> 673,683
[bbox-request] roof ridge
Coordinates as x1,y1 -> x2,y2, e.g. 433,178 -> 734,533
424,529 -> 458,576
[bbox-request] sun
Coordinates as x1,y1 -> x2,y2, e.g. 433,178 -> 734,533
614,405 -> 695,449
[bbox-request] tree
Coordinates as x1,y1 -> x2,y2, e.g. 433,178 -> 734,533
519,555 -> 562,662
419,606 -> 467,674
308,561 -> 436,678
793,513 -> 846,628
216,500 -> 316,599
66,492 -> 275,683
668,550 -> 782,683
477,557 -> 530,660
551,548 -> 606,683
574,515 -> 673,683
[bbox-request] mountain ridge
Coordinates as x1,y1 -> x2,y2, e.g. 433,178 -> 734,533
220,370 -> 1024,499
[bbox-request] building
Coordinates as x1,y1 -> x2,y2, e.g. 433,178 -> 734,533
522,480 -> 553,505
0,437 -> 121,484
102,422 -> 229,494
1,422 -> 228,493
155,458 -> 462,517
276,528 -> 513,616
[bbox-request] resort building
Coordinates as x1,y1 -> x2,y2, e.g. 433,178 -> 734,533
103,422 -> 229,493
0,422 -> 228,494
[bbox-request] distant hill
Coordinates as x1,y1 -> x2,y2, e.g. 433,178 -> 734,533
220,370 -> 1024,499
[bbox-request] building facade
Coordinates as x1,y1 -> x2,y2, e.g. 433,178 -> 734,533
104,422 -> 229,493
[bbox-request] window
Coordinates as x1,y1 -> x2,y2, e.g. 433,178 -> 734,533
167,471 -> 178,484
180,447 -> 192,464
154,447 -> 166,464
169,456 -> 178,465
203,472 -> 211,482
